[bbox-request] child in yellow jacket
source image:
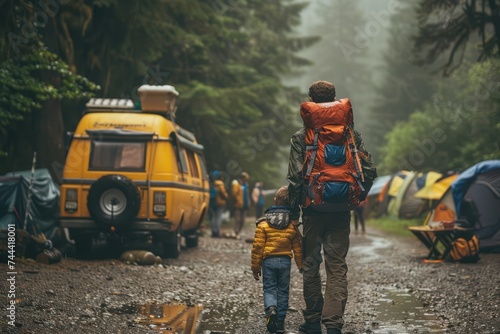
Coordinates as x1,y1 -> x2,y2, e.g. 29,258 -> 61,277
251,186 -> 303,334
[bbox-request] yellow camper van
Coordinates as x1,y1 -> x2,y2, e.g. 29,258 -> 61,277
59,85 -> 209,258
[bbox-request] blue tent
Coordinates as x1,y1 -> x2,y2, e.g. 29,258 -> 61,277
452,160 -> 500,214
451,160 -> 500,251
367,175 -> 391,197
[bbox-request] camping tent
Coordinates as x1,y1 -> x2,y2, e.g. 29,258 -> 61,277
0,169 -> 62,250
364,175 -> 391,218
414,173 -> 459,201
397,171 -> 442,219
424,160 -> 500,252
367,175 -> 392,197
386,171 -> 444,218
377,171 -> 411,217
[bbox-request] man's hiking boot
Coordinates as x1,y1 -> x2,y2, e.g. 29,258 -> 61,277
266,307 -> 278,333
276,320 -> 284,333
299,321 -> 322,334
327,328 -> 342,334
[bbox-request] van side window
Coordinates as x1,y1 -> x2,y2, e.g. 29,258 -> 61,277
178,147 -> 189,174
89,141 -> 146,171
196,153 -> 208,179
186,150 -> 200,178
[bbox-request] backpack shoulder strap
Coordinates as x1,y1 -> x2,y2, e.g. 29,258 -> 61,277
347,127 -> 365,184
304,128 -> 320,179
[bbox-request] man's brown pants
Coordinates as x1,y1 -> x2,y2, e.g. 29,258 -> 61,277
301,211 -> 351,330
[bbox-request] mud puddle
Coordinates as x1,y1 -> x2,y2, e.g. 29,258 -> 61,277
108,303 -> 204,333
370,287 -> 445,333
351,235 -> 446,333
349,234 -> 393,263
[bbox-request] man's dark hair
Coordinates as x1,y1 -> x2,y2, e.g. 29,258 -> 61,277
308,80 -> 336,103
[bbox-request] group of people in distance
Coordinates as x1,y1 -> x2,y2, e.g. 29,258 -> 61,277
211,80 -> 377,334
208,170 -> 250,238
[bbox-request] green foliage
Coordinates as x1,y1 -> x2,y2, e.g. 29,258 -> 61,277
0,47 -> 99,123
0,1 -> 100,164
379,59 -> 500,174
154,0 -> 311,186
51,0 -> 312,187
0,48 -> 99,157
0,0 -> 312,187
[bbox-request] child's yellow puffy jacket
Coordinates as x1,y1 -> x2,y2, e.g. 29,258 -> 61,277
251,208 -> 303,273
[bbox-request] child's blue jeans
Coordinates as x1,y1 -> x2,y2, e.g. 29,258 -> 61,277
262,255 -> 291,321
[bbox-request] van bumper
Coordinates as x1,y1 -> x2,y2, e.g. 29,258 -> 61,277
60,218 -> 173,231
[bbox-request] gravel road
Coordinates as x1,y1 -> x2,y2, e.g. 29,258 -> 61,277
1,220 -> 499,334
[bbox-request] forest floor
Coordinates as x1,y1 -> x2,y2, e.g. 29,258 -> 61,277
1,218 -> 500,334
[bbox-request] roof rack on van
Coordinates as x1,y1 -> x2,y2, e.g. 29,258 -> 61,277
86,98 -> 135,110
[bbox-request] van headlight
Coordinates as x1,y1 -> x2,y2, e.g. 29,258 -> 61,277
153,191 -> 166,216
65,189 -> 78,212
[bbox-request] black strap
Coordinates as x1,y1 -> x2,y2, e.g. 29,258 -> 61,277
307,173 -> 322,201
305,129 -> 320,179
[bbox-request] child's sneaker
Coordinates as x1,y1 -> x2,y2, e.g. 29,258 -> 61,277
266,306 -> 278,333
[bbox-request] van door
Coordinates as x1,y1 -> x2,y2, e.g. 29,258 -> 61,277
185,149 -> 203,227
175,146 -> 194,228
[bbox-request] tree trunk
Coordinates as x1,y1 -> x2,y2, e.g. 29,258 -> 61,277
32,71 -> 64,183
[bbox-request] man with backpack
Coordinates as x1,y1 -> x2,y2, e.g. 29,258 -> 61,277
286,80 -> 377,334
209,170 -> 228,238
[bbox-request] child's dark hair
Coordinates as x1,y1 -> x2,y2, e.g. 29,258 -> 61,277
274,186 -> 289,206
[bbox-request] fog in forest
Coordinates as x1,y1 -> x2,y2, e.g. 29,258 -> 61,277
284,0 -> 499,176
287,0 -> 403,142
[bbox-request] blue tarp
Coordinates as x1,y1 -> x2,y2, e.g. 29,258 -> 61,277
367,175 -> 392,197
0,169 -> 61,242
451,160 -> 500,215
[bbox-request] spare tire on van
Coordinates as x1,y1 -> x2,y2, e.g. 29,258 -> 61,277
87,175 -> 141,228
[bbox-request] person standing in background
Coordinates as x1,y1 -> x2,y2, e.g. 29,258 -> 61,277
252,181 -> 265,218
353,200 -> 366,234
209,170 -> 228,238
232,172 -> 250,237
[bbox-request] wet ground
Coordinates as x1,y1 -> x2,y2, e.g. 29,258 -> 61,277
1,219 -> 500,334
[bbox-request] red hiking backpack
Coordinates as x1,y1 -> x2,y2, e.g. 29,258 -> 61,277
300,99 -> 365,212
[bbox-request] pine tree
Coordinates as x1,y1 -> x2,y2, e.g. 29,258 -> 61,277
0,0 -> 99,173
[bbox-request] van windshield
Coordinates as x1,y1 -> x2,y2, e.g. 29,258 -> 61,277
89,141 -> 146,171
